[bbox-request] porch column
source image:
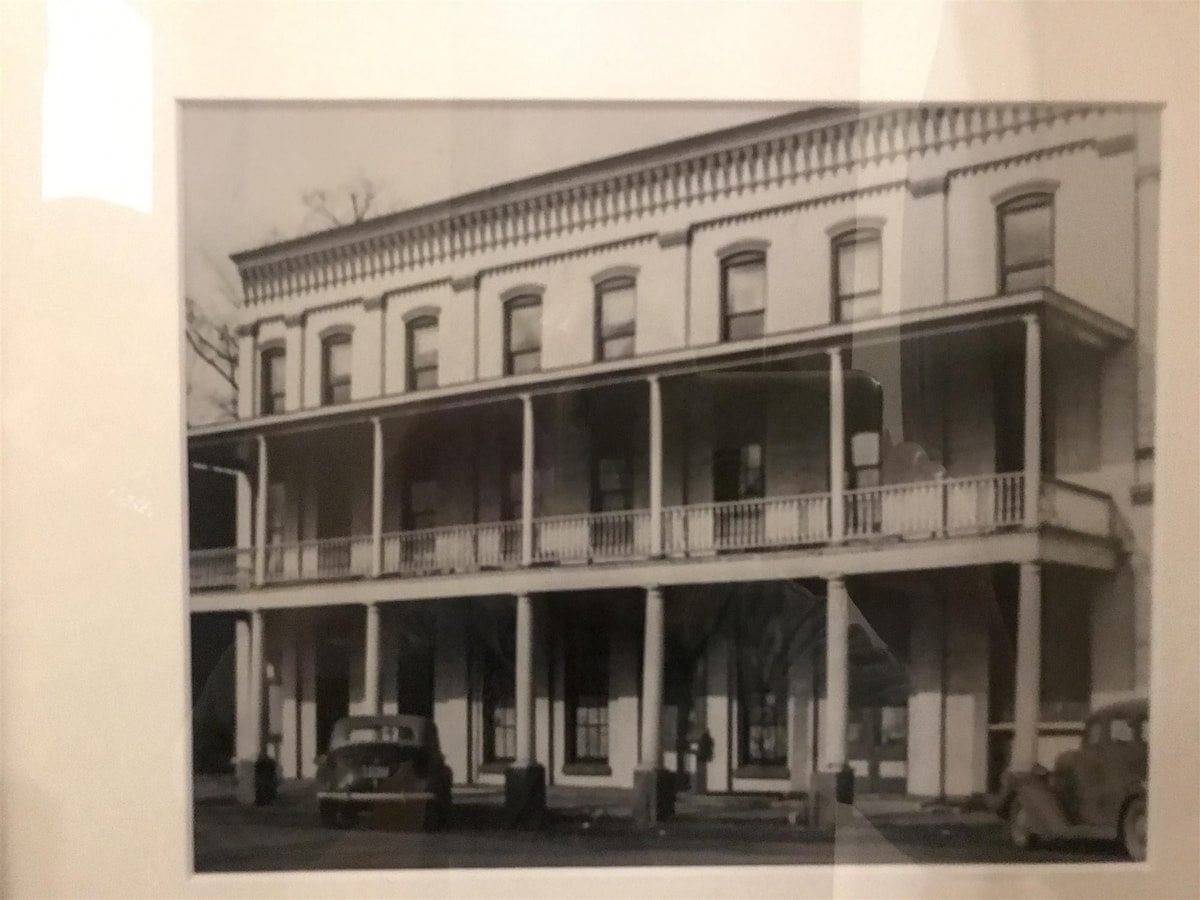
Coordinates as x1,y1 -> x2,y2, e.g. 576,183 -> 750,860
235,468 -> 253,587
253,435 -> 268,586
1012,562 -> 1042,772
237,609 -> 266,804
648,376 -> 664,556
1023,314 -> 1042,527
363,602 -> 382,715
828,347 -> 845,543
370,416 -> 384,577
520,393 -> 535,567
824,576 -> 849,771
633,585 -> 674,827
506,592 -> 545,825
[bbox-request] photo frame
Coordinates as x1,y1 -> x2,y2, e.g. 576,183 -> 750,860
1,2 -> 1197,898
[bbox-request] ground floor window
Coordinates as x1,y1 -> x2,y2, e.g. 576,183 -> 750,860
565,608 -> 610,764
737,662 -> 788,767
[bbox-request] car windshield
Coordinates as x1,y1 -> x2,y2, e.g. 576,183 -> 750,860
346,724 -> 416,744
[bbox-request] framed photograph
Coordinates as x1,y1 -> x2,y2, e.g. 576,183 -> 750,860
2,2 -> 1197,898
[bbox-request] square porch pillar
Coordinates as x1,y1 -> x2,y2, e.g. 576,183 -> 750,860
1011,562 -> 1043,772
811,576 -> 851,828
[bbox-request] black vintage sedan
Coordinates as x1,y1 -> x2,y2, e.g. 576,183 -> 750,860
996,698 -> 1148,861
316,715 -> 453,830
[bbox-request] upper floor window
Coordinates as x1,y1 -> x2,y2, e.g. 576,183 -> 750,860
998,193 -> 1054,293
595,277 -> 636,361
833,229 -> 883,321
321,332 -> 351,405
406,316 -> 439,391
721,251 -> 766,341
505,295 -> 542,375
260,346 -> 286,415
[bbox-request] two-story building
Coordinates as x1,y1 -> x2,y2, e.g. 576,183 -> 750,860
187,103 -> 1158,822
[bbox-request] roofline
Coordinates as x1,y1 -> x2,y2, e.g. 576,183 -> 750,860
228,104 -> 857,267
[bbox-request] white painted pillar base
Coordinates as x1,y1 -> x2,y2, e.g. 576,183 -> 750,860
363,603 -> 381,716
514,593 -> 535,767
824,576 -> 849,771
639,585 -> 665,768
1012,562 -> 1043,772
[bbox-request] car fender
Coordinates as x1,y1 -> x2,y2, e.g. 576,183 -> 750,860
1011,778 -> 1073,835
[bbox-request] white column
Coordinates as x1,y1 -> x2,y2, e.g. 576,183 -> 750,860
520,394 -> 535,567
1023,314 -> 1042,527
299,622 -> 318,777
1012,562 -> 1042,772
363,603 -> 381,715
235,469 -> 253,587
253,435 -> 268,586
248,609 -> 265,758
234,615 -> 253,762
639,585 -> 665,768
279,613 -> 299,779
828,348 -> 846,543
648,376 -> 664,556
371,417 -> 384,577
514,593 -> 535,766
824,576 -> 849,770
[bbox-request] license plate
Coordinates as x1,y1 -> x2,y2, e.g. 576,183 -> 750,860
360,766 -> 390,779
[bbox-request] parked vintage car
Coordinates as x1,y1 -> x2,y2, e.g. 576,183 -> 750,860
996,698 -> 1148,861
315,714 -> 452,830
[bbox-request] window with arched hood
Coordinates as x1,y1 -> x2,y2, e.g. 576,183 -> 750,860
594,276 -> 636,361
259,345 -> 286,415
998,193 -> 1054,293
504,294 -> 542,375
720,250 -> 766,341
321,332 -> 351,405
832,228 -> 883,322
406,315 -> 438,390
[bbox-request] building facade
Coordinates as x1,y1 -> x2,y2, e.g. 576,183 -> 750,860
187,104 -> 1158,814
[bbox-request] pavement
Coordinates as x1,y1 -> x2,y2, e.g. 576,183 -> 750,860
192,774 -> 1126,871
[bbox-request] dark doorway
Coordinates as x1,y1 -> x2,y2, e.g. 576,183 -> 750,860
315,635 -> 351,755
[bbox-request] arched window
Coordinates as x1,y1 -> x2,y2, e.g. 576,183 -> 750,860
321,332 -> 352,405
504,294 -> 542,375
832,228 -> 882,322
997,193 -> 1054,293
594,276 -> 636,361
720,250 -> 766,341
259,345 -> 286,415
406,315 -> 439,390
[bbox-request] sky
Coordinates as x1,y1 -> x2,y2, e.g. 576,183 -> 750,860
181,101 -> 798,421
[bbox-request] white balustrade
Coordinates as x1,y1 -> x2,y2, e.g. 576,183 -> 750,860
192,473 -> 1116,592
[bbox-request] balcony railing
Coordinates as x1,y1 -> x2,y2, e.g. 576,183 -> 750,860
1040,479 -> 1114,539
844,473 -> 1026,541
663,494 -> 831,556
190,547 -> 254,590
189,473 -> 1110,590
262,535 -> 374,584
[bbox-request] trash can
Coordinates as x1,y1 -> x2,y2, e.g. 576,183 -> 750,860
836,764 -> 855,805
254,755 -> 278,806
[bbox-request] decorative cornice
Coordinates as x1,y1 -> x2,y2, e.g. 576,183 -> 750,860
362,295 -> 386,312
692,181 -> 906,236
1095,133 -> 1135,158
480,234 -> 654,281
951,141 -> 1090,185
234,104 -> 1124,304
450,274 -> 478,293
234,323 -> 257,338
283,313 -> 305,328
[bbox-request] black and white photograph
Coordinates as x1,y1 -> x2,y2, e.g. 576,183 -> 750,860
183,99 -> 1160,872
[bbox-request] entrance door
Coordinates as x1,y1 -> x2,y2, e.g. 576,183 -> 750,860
315,636 -> 350,755
663,653 -> 707,793
846,705 -> 909,793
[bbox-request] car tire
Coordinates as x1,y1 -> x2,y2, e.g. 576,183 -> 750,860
1008,797 -> 1039,850
319,800 -> 340,829
1121,796 -> 1147,862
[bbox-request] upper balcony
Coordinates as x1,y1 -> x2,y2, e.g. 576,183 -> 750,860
190,472 -> 1117,595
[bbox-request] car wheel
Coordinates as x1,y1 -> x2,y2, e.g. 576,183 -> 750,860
1121,797 -> 1147,862
1008,797 -> 1039,850
319,800 -> 340,828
